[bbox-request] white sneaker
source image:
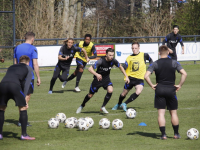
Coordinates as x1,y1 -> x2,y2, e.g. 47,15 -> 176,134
76,106 -> 83,114
48,91 -> 52,94
74,87 -> 81,92
100,107 -> 109,114
62,81 -> 67,89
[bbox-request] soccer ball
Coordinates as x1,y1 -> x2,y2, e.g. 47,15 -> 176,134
55,113 -> 66,123
126,108 -> 136,119
76,117 -> 85,128
112,119 -> 123,130
78,119 -> 90,131
85,117 -> 94,128
187,128 -> 199,140
71,117 -> 78,127
48,118 -> 59,128
99,118 -> 110,129
65,118 -> 76,128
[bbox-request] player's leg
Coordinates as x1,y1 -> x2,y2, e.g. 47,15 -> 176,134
58,66 -> 70,82
75,62 -> 86,91
0,106 -> 6,140
158,109 -> 167,140
49,64 -> 61,93
169,109 -> 180,139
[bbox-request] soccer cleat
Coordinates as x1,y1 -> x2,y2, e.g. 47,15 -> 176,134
74,87 -> 81,92
21,134 -> 35,140
76,106 -> 83,114
0,134 -> 3,140
112,104 -> 121,110
174,133 -> 181,139
62,81 -> 67,89
48,91 -> 52,94
121,103 -> 127,112
17,122 -> 32,127
160,134 -> 167,140
100,107 -> 109,114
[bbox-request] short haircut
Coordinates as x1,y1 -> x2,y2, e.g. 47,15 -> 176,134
106,48 -> 114,54
159,45 -> 168,54
132,41 -> 140,47
173,25 -> 179,29
63,38 -> 74,45
84,34 -> 92,40
25,32 -> 35,41
19,55 -> 30,63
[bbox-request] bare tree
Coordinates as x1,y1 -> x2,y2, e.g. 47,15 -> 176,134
62,0 -> 69,37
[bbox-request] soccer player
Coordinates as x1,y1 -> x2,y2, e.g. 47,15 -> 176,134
62,34 -> 97,92
76,48 -> 129,114
0,55 -> 35,140
14,32 -> 41,126
48,38 -> 89,93
112,42 -> 153,112
144,45 -> 187,140
162,25 -> 184,60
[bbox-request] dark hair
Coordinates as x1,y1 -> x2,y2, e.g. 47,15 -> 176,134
106,48 -> 114,54
63,38 -> 74,45
132,41 -> 140,47
159,45 -> 168,54
25,32 -> 35,41
19,55 -> 30,63
173,25 -> 179,29
84,34 -> 92,40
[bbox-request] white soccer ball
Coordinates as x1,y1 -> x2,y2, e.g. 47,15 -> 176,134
71,117 -> 78,127
65,118 -> 76,128
55,113 -> 66,123
187,128 -> 199,140
48,118 -> 59,128
76,117 -> 85,128
99,118 -> 110,129
126,108 -> 136,119
78,119 -> 90,131
85,117 -> 94,128
112,119 -> 123,130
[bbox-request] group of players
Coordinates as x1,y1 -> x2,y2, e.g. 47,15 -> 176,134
0,25 -> 187,140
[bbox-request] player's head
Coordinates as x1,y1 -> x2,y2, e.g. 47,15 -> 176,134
159,45 -> 169,56
19,55 -> 30,65
25,32 -> 35,44
63,38 -> 74,49
173,25 -> 179,35
84,34 -> 92,45
106,48 -> 114,61
132,42 -> 140,54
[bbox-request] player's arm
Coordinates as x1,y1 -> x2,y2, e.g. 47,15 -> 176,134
179,36 -> 184,54
162,34 -> 173,53
80,48 -> 89,62
58,46 -> 69,61
88,45 -> 97,59
88,58 -> 103,81
24,66 -> 33,96
144,53 -> 153,64
144,62 -> 157,90
119,64 -> 130,84
33,59 -> 41,86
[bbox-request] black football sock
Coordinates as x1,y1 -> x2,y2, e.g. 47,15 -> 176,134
49,78 -> 57,91
118,94 -> 126,105
76,72 -> 83,87
125,93 -> 139,104
67,74 -> 76,82
0,110 -> 5,134
172,124 -> 179,135
159,126 -> 166,136
20,110 -> 28,136
81,95 -> 91,107
102,93 -> 112,107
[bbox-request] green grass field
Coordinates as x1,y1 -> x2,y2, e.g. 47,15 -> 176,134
0,63 -> 200,150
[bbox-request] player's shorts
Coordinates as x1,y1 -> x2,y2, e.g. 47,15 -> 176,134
76,57 -> 87,68
27,79 -> 34,95
89,77 -> 113,94
124,77 -> 144,90
0,82 -> 26,106
154,84 -> 178,110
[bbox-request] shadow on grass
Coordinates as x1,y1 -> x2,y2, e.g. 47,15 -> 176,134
127,131 -> 160,139
3,131 -> 19,139
4,119 -> 18,126
52,90 -> 64,93
81,111 -> 101,114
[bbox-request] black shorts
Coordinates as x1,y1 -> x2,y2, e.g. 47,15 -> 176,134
27,79 -> 34,95
124,77 -> 144,90
76,57 -> 87,68
0,82 -> 26,107
154,84 -> 178,110
89,77 -> 113,94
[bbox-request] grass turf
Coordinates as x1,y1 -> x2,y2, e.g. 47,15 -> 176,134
0,63 -> 200,150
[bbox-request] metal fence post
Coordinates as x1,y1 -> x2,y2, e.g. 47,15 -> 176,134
13,0 -> 16,65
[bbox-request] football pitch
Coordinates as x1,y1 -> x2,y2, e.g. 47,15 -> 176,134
0,63 -> 200,150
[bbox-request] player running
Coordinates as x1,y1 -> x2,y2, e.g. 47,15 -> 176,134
144,45 -> 187,140
76,48 -> 129,114
48,38 -> 89,94
112,42 -> 153,111
0,55 -> 35,140
162,25 -> 184,60
62,34 -> 97,92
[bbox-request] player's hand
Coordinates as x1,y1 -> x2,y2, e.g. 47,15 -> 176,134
86,58 -> 90,62
182,50 -> 184,54
96,74 -> 102,81
0,59 -> 4,63
26,103 -> 29,109
174,85 -> 181,92
65,56 -> 69,60
37,78 -> 41,86
125,77 -> 130,84
151,84 -> 157,90
168,49 -> 173,53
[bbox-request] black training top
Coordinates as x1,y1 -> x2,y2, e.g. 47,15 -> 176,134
1,63 -> 33,96
58,44 -> 81,66
92,56 -> 120,79
147,58 -> 183,85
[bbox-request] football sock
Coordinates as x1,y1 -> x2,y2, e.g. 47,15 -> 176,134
81,94 -> 91,107
118,94 -> 126,105
76,72 -> 83,87
0,110 -> 5,134
159,126 -> 166,136
20,110 -> 27,136
125,93 -> 139,104
102,93 -> 112,107
172,124 -> 179,134
49,78 -> 57,91
67,74 -> 76,82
